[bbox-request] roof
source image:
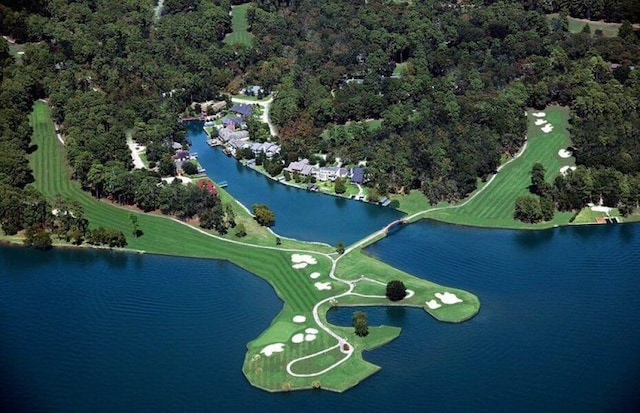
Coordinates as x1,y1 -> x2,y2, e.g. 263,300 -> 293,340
231,104 -> 253,117
221,116 -> 243,126
351,167 -> 364,183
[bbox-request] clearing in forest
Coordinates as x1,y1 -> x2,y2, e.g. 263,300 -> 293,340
224,3 -> 254,47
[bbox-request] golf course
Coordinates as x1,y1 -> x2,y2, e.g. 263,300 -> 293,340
24,100 -> 480,392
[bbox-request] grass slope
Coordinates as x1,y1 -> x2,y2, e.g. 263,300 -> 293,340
26,100 -> 480,393
425,106 -> 575,228
224,3 -> 254,47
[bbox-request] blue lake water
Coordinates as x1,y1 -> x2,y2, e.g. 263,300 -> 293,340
186,121 -> 402,245
2,221 -> 639,412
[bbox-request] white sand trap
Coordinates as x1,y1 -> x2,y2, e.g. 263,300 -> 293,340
426,300 -> 442,309
405,289 -> 415,299
305,334 -> 317,342
314,282 -> 332,291
532,112 -> 546,117
260,343 -> 285,357
293,315 -> 306,323
541,124 -> 554,133
560,166 -> 577,176
534,119 -> 547,126
291,254 -> 317,265
305,328 -> 319,334
435,292 -> 463,304
309,272 -> 321,279
292,263 -> 308,269
291,333 -> 305,344
558,149 -> 572,158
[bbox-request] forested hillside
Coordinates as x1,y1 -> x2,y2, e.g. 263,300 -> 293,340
1,0 -> 640,237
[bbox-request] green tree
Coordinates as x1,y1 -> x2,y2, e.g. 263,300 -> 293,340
352,311 -> 369,337
334,177 -> 346,194
129,214 -> 141,237
181,160 -> 198,175
530,163 -> 548,196
336,241 -> 345,254
514,195 -> 543,223
386,280 -> 407,301
252,203 -> 275,226
235,223 -> 247,237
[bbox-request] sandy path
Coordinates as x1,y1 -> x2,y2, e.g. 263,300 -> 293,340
126,135 -> 146,169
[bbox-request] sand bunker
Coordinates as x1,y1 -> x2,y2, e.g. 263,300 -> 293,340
305,334 -> 316,342
309,272 -> 321,279
541,124 -> 554,133
558,149 -> 572,158
293,315 -> 306,323
435,292 -> 463,304
305,328 -> 319,334
426,300 -> 442,310
534,119 -> 547,126
292,263 -> 308,269
314,282 -> 332,291
560,166 -> 577,175
405,289 -> 415,299
532,112 -> 546,117
291,254 -> 317,265
292,333 -> 305,344
260,343 -> 285,357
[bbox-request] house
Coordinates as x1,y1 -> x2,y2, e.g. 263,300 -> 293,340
171,142 -> 183,150
230,104 -> 253,117
218,128 -> 249,142
285,159 -> 316,176
197,179 -> 218,196
351,167 -> 365,184
221,116 -> 244,128
250,141 -> 281,158
314,166 -> 349,182
172,150 -> 190,162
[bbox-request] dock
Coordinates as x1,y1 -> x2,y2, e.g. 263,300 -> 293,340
218,181 -> 228,188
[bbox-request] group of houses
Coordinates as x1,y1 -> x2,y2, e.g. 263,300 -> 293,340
284,159 -> 365,184
206,103 -> 282,160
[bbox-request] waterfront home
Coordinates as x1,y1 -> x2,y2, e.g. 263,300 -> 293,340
171,141 -> 183,150
285,159 -> 316,176
219,128 -> 249,142
314,166 -> 349,182
350,167 -> 365,184
250,142 -> 281,158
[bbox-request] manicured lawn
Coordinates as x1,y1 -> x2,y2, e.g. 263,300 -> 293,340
224,3 -> 254,47
392,189 -> 431,215
425,106 -> 575,228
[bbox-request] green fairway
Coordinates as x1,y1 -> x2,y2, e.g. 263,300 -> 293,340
224,3 -> 254,47
424,106 -> 575,228
23,100 -> 480,393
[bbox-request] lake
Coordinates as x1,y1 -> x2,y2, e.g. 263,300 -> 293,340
2,221 -> 639,412
187,121 -> 403,245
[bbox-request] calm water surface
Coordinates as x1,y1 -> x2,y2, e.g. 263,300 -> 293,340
2,222 -> 639,412
187,121 -> 402,245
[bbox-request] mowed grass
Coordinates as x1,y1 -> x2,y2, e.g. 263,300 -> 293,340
426,106 -> 575,228
223,3 -> 253,47
547,13 -> 622,37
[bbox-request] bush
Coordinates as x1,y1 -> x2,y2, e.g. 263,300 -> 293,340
181,161 -> 198,175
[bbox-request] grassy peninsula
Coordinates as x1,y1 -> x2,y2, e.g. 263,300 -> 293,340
19,101 -> 480,393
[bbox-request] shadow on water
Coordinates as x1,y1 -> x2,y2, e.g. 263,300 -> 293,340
513,227 -> 554,248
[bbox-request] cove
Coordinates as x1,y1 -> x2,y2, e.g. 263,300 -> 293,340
2,222 -> 639,412
186,121 -> 403,245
